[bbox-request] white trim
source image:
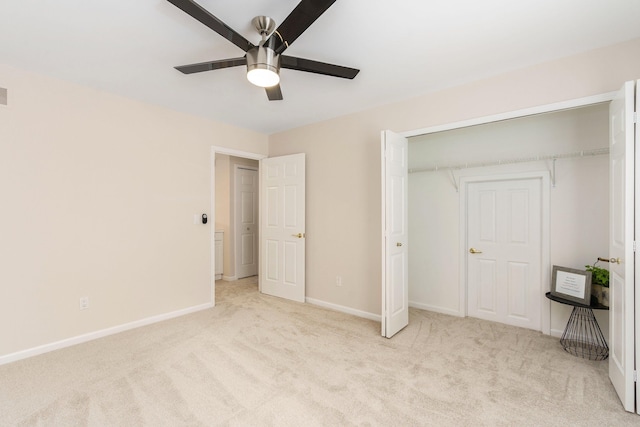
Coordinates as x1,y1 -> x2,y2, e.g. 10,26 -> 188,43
459,171 -> 551,335
409,301 -> 464,317
211,145 -> 267,161
635,79 -> 640,417
211,146 -> 267,304
401,92 -> 616,138
0,302 -> 213,366
550,328 -> 564,338
380,131 -> 390,337
306,297 -> 380,322
380,131 -> 387,335
210,149 -> 216,306
222,274 -> 238,281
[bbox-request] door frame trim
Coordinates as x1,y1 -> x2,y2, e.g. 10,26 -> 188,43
210,146 -> 267,306
401,92 -> 615,138
459,171 -> 551,335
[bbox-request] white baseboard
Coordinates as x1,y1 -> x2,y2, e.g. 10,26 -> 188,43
222,275 -> 237,281
550,328 -> 564,338
409,301 -> 464,317
305,297 -> 381,322
0,302 -> 213,366
303,298 -> 463,323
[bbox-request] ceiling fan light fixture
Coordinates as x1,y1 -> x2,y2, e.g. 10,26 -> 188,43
246,46 -> 280,88
247,68 -> 280,88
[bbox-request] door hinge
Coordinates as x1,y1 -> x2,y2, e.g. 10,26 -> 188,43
634,370 -> 637,382
634,241 -> 637,253
634,112 -> 638,124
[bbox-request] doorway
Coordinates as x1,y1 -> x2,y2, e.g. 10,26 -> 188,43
402,102 -> 610,336
211,147 -> 266,305
214,155 -> 259,282
211,147 -> 307,306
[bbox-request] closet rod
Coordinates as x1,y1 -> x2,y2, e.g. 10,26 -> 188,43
408,147 -> 609,174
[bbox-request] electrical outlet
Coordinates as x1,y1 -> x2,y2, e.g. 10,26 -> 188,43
79,297 -> 89,310
336,276 -> 342,287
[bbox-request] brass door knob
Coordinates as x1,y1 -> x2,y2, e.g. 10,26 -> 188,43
469,248 -> 482,254
397,242 -> 403,247
292,233 -> 305,238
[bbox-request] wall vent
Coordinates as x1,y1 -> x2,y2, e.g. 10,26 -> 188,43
0,87 -> 7,106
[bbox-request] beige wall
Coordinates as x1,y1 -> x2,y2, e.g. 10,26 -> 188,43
0,64 -> 267,359
268,38 -> 640,317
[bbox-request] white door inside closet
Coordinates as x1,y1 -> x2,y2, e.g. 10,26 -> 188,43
465,176 -> 543,331
608,80 -> 637,413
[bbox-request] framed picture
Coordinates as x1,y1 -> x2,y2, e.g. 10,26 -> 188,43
551,265 -> 592,305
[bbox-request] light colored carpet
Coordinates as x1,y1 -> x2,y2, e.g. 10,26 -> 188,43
0,277 -> 637,426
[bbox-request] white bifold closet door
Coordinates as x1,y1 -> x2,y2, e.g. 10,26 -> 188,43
608,80 -> 637,413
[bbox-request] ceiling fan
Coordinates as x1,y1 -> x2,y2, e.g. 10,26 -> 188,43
167,0 -> 360,101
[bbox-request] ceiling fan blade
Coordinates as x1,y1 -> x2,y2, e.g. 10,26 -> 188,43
175,57 -> 247,74
281,56 -> 359,79
265,85 -> 283,101
266,0 -> 337,54
167,0 -> 255,52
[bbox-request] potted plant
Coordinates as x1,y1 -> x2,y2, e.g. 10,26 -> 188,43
585,262 -> 609,307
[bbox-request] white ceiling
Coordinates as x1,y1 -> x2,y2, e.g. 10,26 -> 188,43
1,0 -> 639,134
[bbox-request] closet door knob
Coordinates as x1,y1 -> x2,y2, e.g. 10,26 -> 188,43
469,248 -> 482,254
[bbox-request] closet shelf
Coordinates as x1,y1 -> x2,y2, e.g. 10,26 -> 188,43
408,147 -> 609,174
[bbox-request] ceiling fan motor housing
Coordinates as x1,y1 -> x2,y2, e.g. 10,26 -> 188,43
246,46 -> 281,86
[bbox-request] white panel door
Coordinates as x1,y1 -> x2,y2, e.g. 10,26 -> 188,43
467,178 -> 542,331
260,154 -> 306,302
608,80 -> 636,412
381,130 -> 408,338
235,166 -> 258,279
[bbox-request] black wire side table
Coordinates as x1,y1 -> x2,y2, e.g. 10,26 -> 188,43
545,292 -> 609,361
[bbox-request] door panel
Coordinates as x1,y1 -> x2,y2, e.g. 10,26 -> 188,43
467,178 -> 541,330
241,234 -> 254,264
479,191 -> 497,241
608,80 -> 635,412
507,262 -> 528,319
390,251 -> 406,314
266,239 -> 278,280
260,154 -> 306,303
508,190 -> 529,242
382,130 -> 409,338
477,260 -> 497,314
